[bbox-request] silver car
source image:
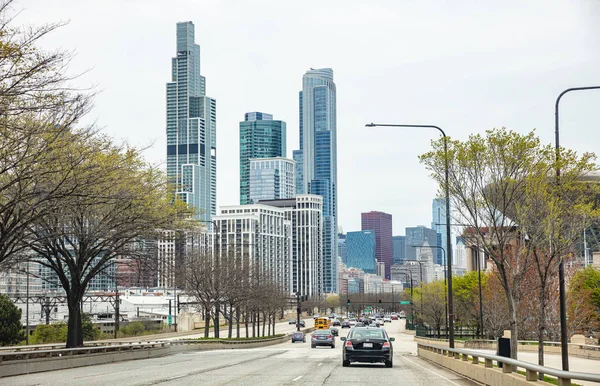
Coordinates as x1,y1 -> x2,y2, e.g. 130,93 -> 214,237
311,329 -> 336,348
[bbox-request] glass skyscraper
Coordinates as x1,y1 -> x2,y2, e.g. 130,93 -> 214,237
239,112 -> 286,205
248,157 -> 296,203
166,21 -> 217,224
346,230 -> 376,274
405,225 -> 438,261
293,68 -> 338,293
432,198 -> 452,265
392,235 -> 406,265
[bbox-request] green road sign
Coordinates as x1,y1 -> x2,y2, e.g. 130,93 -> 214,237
364,305 -> 372,310
168,315 -> 172,325
400,301 -> 411,305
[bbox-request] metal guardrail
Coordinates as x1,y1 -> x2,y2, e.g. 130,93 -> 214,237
0,341 -> 168,363
418,342 -> 600,385
0,340 -> 167,353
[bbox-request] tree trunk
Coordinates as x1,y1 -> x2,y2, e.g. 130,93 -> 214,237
538,284 -> 547,380
213,303 -> 220,338
228,303 -> 233,339
507,294 -> 519,359
236,308 -> 241,338
66,296 -> 83,348
204,306 -> 210,338
262,312 -> 266,337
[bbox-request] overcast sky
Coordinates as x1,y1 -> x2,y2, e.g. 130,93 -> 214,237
17,0 -> 600,236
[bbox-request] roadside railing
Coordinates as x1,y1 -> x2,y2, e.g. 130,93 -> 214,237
0,341 -> 168,363
418,342 -> 600,386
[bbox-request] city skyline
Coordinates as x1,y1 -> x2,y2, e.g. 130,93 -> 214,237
19,0 -> 600,235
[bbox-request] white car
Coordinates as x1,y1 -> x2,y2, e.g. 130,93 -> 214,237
383,316 -> 392,323
376,318 -> 384,325
349,318 -> 357,326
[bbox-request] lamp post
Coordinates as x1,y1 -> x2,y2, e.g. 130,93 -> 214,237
398,271 -> 414,327
367,122 -> 455,348
554,85 -> 600,371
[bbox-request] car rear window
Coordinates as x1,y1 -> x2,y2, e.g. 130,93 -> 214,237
350,329 -> 385,339
314,330 -> 329,335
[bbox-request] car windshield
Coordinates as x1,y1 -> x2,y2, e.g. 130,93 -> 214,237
350,329 -> 385,339
314,330 -> 330,335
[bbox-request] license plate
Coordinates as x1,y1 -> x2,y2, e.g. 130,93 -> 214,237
363,342 -> 373,348
319,337 -> 325,339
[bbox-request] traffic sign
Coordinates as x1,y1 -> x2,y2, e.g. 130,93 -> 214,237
168,314 -> 172,325
400,301 -> 411,305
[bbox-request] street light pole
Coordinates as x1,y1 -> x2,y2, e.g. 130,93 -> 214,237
367,123 -> 455,348
554,85 -> 600,371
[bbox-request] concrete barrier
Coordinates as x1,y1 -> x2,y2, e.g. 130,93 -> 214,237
415,337 -> 600,361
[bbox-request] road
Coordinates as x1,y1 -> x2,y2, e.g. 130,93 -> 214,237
2,319 -> 477,386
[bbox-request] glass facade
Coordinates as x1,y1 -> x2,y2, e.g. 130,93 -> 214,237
432,198 -> 452,265
293,68 -> 338,293
405,226 -> 438,261
346,231 -> 377,274
166,21 -> 216,224
249,157 -> 296,203
392,235 -> 406,265
239,112 -> 286,205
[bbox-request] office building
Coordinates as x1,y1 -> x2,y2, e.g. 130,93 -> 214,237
405,225 -> 438,261
259,195 -> 323,297
345,230 -> 377,274
248,157 -> 295,203
239,112 -> 287,204
293,68 -> 338,293
166,21 -> 217,224
432,198 -> 453,265
361,211 -> 393,279
338,233 -> 347,264
392,235 -> 406,265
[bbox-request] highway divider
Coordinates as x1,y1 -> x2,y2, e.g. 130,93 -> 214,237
0,329 -> 312,378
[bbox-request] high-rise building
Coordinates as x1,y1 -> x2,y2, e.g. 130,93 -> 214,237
239,112 -> 286,204
345,230 -> 377,274
361,211 -> 393,279
392,235 -> 406,265
213,204 -> 293,293
248,157 -> 295,203
338,233 -> 347,264
432,198 -> 453,265
166,21 -> 217,224
293,68 -> 338,293
405,225 -> 438,261
259,195 -> 323,297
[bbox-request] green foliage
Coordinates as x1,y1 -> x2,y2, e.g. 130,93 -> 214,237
570,267 -> 600,319
81,313 -> 99,341
0,294 -> 23,346
120,321 -> 146,336
30,323 -> 68,344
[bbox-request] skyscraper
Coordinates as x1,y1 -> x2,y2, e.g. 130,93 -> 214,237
392,235 -> 406,265
405,225 -> 438,261
345,230 -> 377,274
239,112 -> 286,205
293,68 -> 338,293
432,198 -> 452,265
166,22 -> 217,224
361,211 -> 393,279
248,157 -> 296,203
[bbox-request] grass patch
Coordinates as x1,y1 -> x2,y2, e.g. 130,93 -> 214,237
516,370 -> 581,386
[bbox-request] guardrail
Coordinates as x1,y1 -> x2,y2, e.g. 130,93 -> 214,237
418,342 -> 600,386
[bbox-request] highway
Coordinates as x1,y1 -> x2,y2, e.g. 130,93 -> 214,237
2,319 -> 477,385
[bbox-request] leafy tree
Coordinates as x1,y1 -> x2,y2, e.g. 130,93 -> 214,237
30,323 -> 67,344
326,295 -> 340,312
453,271 -> 486,336
419,281 -> 447,337
569,267 -> 600,325
0,0 -> 94,270
421,128 -> 552,358
81,313 -> 99,341
0,294 -> 23,345
26,134 -> 189,348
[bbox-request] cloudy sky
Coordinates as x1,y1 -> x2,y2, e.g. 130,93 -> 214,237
16,0 -> 600,236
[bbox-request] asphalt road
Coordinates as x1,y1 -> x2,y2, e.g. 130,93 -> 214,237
2,319 -> 477,386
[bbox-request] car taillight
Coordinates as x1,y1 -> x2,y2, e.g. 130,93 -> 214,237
312,335 -> 317,339
383,342 -> 390,348
327,335 -> 333,339
345,340 -> 353,349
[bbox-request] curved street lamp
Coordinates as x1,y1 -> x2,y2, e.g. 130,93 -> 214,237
366,122 -> 455,348
555,86 -> 600,371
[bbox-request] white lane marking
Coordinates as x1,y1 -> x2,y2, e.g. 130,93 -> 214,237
401,356 -> 463,386
292,375 -> 303,382
317,362 -> 323,367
